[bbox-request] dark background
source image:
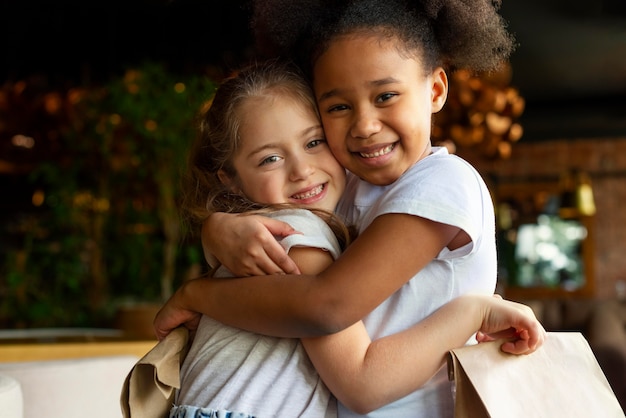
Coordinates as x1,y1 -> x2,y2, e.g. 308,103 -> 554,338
500,0 -> 626,139
1,0 -> 625,138
0,0 -> 255,85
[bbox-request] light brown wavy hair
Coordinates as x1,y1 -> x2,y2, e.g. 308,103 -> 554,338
180,59 -> 355,251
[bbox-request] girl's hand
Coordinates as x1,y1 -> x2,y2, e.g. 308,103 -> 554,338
153,290 -> 201,341
477,296 -> 546,355
202,212 -> 301,276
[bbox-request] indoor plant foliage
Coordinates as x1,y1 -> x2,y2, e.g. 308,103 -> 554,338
0,63 -> 215,328
101,62 -> 215,304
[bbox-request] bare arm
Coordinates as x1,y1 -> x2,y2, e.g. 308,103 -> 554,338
155,213 -> 460,338
305,295 -> 544,414
154,212 -> 545,413
288,245 -> 544,414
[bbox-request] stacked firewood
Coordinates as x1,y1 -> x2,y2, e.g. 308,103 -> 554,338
432,63 -> 525,159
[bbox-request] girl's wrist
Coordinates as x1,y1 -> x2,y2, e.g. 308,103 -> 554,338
179,277 -> 204,311
454,294 -> 486,331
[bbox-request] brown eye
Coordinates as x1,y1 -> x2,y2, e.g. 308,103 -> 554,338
306,139 -> 326,149
377,92 -> 397,103
327,104 -> 349,113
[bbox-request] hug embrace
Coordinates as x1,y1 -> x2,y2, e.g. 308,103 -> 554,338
149,1 -> 546,417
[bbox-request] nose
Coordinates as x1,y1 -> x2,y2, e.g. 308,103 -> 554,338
289,156 -> 315,181
350,107 -> 382,139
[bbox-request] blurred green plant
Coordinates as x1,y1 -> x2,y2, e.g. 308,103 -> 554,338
0,62 -> 216,328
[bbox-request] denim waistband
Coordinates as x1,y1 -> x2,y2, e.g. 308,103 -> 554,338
170,405 -> 255,418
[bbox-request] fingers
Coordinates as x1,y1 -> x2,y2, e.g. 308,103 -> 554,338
258,218 -> 301,274
154,312 -> 202,341
500,334 -> 538,355
499,326 -> 547,355
476,331 -> 498,343
152,294 -> 203,342
261,217 -> 302,239
153,307 -> 177,341
523,322 -> 547,353
480,327 -> 518,341
153,321 -> 172,341
475,331 -> 488,342
265,244 -> 301,274
480,296 -> 547,355
234,237 -> 300,275
500,338 -> 532,355
218,216 -> 300,276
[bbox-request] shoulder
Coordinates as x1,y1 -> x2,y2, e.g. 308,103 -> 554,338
376,148 -> 492,223
406,147 -> 477,180
388,149 -> 484,198
265,209 -> 342,260
264,208 -> 328,232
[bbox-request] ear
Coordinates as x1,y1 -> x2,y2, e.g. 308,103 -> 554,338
430,67 -> 448,114
217,168 -> 241,194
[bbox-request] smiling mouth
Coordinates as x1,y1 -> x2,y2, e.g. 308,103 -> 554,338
358,143 -> 395,158
292,184 -> 324,200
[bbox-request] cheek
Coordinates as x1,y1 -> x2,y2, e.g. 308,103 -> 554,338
323,127 -> 347,154
321,116 -> 343,141
243,178 -> 282,204
319,118 -> 351,164
334,169 -> 347,194
328,140 -> 350,166
324,154 -> 346,178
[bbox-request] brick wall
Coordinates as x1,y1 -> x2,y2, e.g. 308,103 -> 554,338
458,137 -> 626,299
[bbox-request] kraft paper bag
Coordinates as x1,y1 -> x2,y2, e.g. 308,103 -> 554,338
447,332 -> 624,418
120,327 -> 189,418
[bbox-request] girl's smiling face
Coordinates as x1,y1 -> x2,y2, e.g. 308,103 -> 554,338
313,33 -> 448,185
226,94 -> 345,212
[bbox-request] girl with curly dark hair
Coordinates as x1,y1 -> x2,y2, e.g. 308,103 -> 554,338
156,2 -> 543,416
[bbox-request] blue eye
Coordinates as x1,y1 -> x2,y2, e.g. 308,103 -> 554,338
259,155 -> 281,166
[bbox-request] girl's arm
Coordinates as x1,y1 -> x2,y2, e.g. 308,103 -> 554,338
288,245 -> 544,414
155,213 -> 461,339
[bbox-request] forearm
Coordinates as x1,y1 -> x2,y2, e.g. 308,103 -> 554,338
177,274 -> 343,337
201,213 -> 222,267
314,296 -> 482,413
178,214 -> 452,337
163,213 -> 453,340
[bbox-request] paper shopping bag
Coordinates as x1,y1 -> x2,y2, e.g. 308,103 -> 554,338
447,332 -> 624,418
120,327 -> 189,418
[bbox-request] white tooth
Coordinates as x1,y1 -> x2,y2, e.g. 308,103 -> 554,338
360,144 -> 393,158
293,185 -> 323,199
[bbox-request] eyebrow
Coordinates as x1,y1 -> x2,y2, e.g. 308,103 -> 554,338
317,76 -> 401,102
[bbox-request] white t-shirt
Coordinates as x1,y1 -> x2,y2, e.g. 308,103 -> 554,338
176,209 -> 340,418
335,147 -> 497,418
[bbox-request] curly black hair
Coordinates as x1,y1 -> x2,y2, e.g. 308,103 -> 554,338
251,0 -> 515,76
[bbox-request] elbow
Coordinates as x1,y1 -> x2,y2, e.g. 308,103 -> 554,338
303,291 -> 357,335
299,305 -> 349,336
338,390 -> 386,415
344,402 -> 376,415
